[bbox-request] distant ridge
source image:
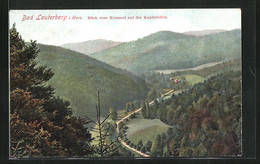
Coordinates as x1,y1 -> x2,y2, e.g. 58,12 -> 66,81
90,29 -> 241,74
183,29 -> 228,36
61,39 -> 122,55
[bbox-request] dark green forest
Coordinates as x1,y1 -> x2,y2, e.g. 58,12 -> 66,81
140,71 -> 242,157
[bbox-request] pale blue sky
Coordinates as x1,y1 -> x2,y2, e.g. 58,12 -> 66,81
9,9 -> 241,46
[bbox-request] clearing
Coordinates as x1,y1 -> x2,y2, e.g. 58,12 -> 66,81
125,114 -> 171,144
154,61 -> 223,74
182,74 -> 205,85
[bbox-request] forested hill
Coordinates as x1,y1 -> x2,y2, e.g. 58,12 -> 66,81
36,44 -> 148,119
142,70 -> 242,157
91,29 -> 241,74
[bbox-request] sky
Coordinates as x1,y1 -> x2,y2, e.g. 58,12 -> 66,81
9,9 -> 241,46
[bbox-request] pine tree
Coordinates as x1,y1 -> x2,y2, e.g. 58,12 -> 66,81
141,145 -> 147,153
147,88 -> 159,101
10,24 -> 93,157
141,101 -> 147,118
137,140 -> 143,151
163,146 -> 170,157
146,100 -> 151,118
85,92 -> 120,157
130,102 -> 135,111
144,140 -> 153,152
126,103 -> 130,111
151,134 -> 162,156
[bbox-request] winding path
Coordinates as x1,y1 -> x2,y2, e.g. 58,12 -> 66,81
115,89 -> 174,157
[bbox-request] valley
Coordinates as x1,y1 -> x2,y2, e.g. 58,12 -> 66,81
35,29 -> 241,157
9,9 -> 244,159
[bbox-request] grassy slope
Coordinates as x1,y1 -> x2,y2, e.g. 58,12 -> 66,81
36,44 -> 148,119
126,114 -> 170,144
170,58 -> 242,78
91,29 -> 241,74
171,74 -> 205,86
183,75 -> 204,85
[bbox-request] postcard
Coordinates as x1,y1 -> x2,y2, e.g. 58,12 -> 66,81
9,9 -> 242,158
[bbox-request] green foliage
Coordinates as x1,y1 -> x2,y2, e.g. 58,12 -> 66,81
144,140 -> 153,152
179,147 -> 193,157
137,140 -> 143,151
151,134 -> 162,156
140,145 -> 147,153
152,70 -> 242,157
141,100 -> 154,119
109,108 -> 118,121
163,146 -> 170,157
86,92 -> 120,157
10,25 -> 93,158
36,43 -> 148,119
147,88 -> 160,102
130,143 -> 134,148
126,102 -> 138,111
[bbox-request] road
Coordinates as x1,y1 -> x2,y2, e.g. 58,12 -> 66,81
115,89 -> 174,157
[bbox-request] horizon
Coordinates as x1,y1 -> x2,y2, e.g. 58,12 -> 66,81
58,28 -> 240,46
10,9 -> 241,46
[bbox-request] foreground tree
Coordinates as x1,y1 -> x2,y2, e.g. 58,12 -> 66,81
10,24 -> 93,157
85,92 -> 120,157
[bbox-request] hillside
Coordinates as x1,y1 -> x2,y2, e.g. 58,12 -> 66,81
60,39 -> 122,55
139,70 -> 242,157
36,44 -> 148,119
90,29 -> 241,74
183,29 -> 227,36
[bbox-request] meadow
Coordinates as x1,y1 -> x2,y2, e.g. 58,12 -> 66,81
125,114 -> 171,144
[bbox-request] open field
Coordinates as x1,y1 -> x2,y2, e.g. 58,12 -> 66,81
183,74 -> 205,85
154,61 -> 223,74
125,114 -> 171,144
171,74 -> 205,86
